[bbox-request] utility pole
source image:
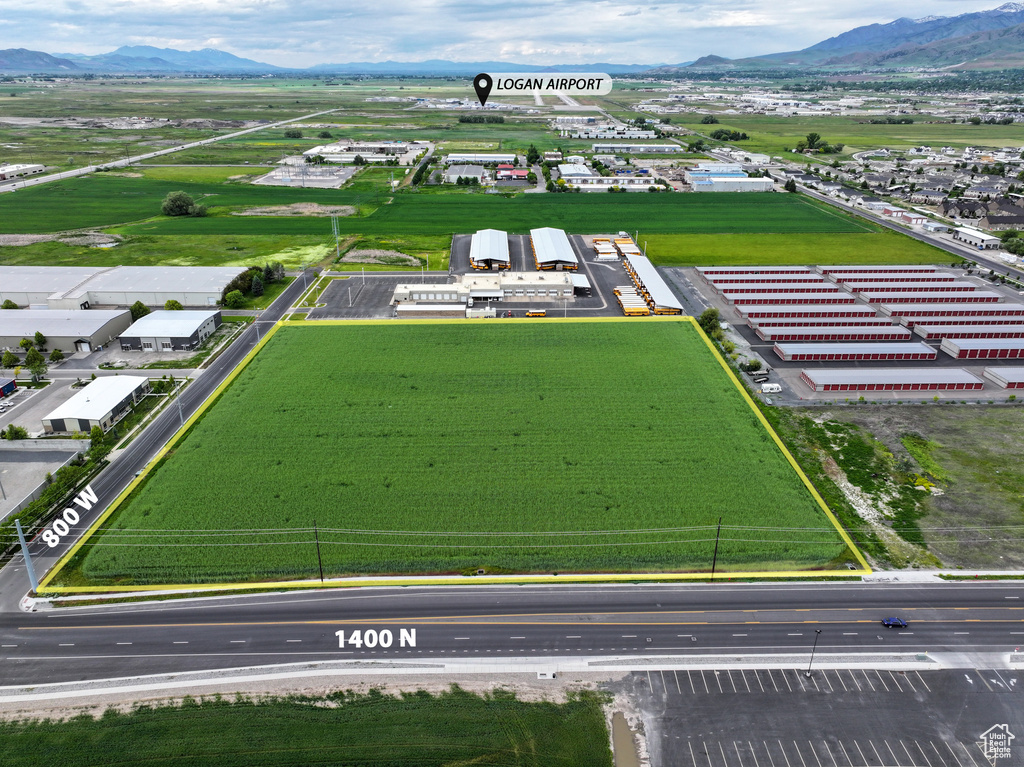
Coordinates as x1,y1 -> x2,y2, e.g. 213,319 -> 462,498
710,516 -> 723,580
805,629 -> 823,677
177,390 -> 184,428
313,520 -> 324,582
15,519 -> 39,593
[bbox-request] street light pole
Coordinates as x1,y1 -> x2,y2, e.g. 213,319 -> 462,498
805,629 -> 822,678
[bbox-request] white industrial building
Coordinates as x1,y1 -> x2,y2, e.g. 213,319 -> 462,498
41,376 -> 152,434
302,140 -> 427,164
952,227 -> 1002,249
443,153 -> 517,165
0,309 -> 132,354
691,177 -> 775,192
443,165 -> 487,184
119,310 -> 222,352
591,143 -> 681,154
530,228 -> 579,270
557,163 -> 593,178
0,266 -> 244,310
391,272 -> 575,306
568,176 -> 659,191
0,163 -> 45,181
469,229 -> 510,270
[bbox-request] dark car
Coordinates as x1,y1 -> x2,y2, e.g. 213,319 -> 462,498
881,617 -> 908,629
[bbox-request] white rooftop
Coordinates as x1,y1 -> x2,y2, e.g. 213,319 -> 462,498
57,266 -> 243,300
801,368 -> 984,385
44,376 -> 150,423
469,229 -> 510,264
530,228 -> 578,266
558,163 -> 593,177
775,342 -> 934,355
121,310 -> 219,338
0,266 -> 105,295
623,254 -> 682,311
0,309 -> 130,338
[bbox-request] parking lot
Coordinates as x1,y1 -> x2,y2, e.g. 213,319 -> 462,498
627,668 -> 1022,767
309,275 -> 451,320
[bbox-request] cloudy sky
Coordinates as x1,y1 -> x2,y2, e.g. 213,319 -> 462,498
0,0 -> 1008,66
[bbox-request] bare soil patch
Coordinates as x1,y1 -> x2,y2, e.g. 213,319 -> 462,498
233,203 -> 357,217
339,248 -> 421,266
0,233 -> 122,247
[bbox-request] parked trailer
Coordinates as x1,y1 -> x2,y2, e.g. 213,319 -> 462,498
739,304 -> 877,320
774,342 -> 936,362
717,283 -> 842,295
817,265 -> 938,275
915,324 -> 1024,340
799,368 -> 985,392
983,367 -> 1024,388
858,290 -> 1003,304
756,325 -> 913,342
881,303 -> 1024,318
751,317 -> 893,328
941,338 -> 1024,359
729,294 -> 858,306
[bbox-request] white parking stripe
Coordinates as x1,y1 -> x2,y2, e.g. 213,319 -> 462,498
915,671 -> 932,693
853,741 -> 870,767
823,741 -> 839,767
887,671 -> 903,692
874,670 -> 890,692
764,741 -> 777,767
807,741 -> 824,767
778,740 -> 794,767
869,741 -> 885,766
687,670 -> 697,695
836,741 -> 854,767
911,740 -> 933,767
673,670 -> 682,694
901,673 -> 917,693
749,742 -> 762,767
689,741 -> 700,767
792,740 -> 809,767
703,741 -> 715,767
884,740 -> 902,767
943,742 -> 966,767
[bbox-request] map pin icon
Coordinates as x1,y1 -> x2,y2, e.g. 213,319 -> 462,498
473,73 -> 492,106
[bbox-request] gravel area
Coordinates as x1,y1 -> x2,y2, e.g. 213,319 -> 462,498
233,203 -> 356,217
339,249 -> 421,266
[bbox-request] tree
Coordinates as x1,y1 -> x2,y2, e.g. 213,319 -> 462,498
34,330 -> 46,349
1,350 -> 17,373
24,346 -> 47,380
784,178 -> 797,193
223,290 -> 246,309
698,307 -> 720,335
49,348 -> 64,363
526,144 -> 540,165
2,424 -> 28,440
251,275 -> 264,297
352,154 -> 366,165
700,115 -> 719,124
263,263 -> 275,284
130,301 -> 150,321
317,130 -> 333,139
161,191 -> 195,217
283,128 -> 303,139
19,338 -> 33,351
1,299 -> 18,309
90,424 -> 105,449
805,132 -> 823,150
164,299 -> 183,311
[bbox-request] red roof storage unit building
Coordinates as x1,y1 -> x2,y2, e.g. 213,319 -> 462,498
858,290 -> 1002,304
774,342 -> 936,362
705,274 -> 826,285
940,339 -> 1024,359
897,314 -> 1024,328
717,282 -> 841,295
916,324 -> 1024,340
830,273 -> 956,284
818,265 -> 938,275
698,266 -> 814,278
728,293 -> 857,306
983,367 -> 1024,388
881,303 -> 1024,318
752,317 -> 894,328
848,281 -> 979,294
799,368 -> 985,392
756,325 -> 913,342
739,304 -> 877,320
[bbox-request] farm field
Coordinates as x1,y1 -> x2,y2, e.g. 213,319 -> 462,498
0,174 -> 873,236
0,688 -> 612,767
66,320 -> 852,586
677,114 -> 1024,159
118,191 -> 874,238
644,231 -> 951,266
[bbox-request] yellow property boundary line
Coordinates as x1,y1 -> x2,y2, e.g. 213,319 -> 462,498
39,316 -> 869,595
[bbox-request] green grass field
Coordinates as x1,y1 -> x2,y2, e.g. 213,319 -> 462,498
67,321 -> 850,586
0,688 -> 612,767
644,231 -> 952,266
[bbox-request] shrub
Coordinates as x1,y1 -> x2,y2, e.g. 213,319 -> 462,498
1,299 -> 18,309
283,129 -> 303,139
161,191 -> 196,217
164,300 -> 183,311
130,301 -> 150,321
223,290 -> 246,309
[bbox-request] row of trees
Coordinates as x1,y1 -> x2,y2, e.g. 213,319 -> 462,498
458,115 -> 504,123
221,262 -> 286,309
709,129 -> 748,141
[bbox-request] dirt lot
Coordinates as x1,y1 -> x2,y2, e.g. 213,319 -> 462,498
816,404 -> 1024,568
338,248 -> 420,266
233,203 -> 356,217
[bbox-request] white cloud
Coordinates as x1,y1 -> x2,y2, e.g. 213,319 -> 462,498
0,0 -> 1008,66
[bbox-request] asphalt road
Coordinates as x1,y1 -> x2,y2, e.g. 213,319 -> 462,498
0,274 -> 314,612
1,582 -> 1022,685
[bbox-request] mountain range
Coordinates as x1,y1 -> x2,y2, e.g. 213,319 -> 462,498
3,5 -> 1024,75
